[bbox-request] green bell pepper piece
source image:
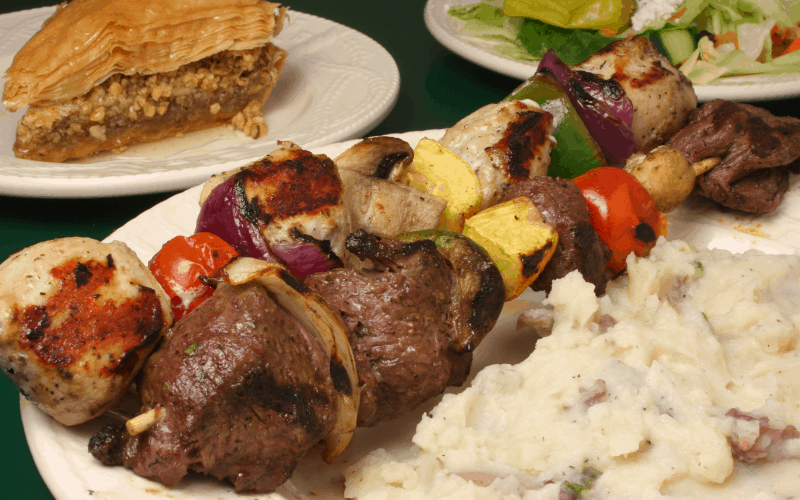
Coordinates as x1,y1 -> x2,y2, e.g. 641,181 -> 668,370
506,74 -> 605,179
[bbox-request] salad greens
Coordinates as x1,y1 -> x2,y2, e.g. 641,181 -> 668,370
447,1 -> 618,64
447,0 -> 800,83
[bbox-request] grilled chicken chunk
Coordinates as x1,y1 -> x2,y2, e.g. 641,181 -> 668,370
199,142 -> 352,261
0,237 -> 172,426
573,37 -> 697,153
438,100 -> 556,210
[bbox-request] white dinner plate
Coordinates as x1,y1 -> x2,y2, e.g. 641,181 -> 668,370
0,7 -> 400,198
425,0 -> 800,103
20,129 -> 800,500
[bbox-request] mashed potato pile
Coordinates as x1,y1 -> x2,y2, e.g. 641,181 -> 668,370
345,240 -> 800,500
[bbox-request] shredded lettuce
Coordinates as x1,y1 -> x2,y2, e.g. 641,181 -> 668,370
448,2 -> 538,61
682,34 -> 800,83
446,0 -> 800,84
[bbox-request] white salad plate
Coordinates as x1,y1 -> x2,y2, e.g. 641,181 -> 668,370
425,0 -> 800,103
20,129 -> 800,500
0,7 -> 400,198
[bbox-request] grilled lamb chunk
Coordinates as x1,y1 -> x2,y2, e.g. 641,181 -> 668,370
503,176 -> 612,295
305,231 -> 469,428
667,99 -> 800,213
89,281 -> 338,493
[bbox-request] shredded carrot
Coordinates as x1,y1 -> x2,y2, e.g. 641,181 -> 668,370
715,31 -> 739,50
600,27 -> 617,37
668,7 -> 686,22
782,36 -> 800,55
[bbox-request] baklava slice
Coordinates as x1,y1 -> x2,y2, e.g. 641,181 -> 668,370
2,0 -> 289,162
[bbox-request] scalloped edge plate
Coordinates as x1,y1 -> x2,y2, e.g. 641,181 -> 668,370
0,7 -> 399,198
19,130 -> 800,500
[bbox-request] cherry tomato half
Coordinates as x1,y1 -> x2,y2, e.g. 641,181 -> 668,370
572,167 -> 667,273
148,232 -> 239,321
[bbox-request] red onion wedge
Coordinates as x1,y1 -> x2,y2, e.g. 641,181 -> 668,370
196,143 -> 349,279
195,172 -> 277,262
270,231 -> 343,278
536,50 -> 637,167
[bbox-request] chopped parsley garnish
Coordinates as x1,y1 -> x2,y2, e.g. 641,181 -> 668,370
702,312 -> 717,335
693,261 -> 704,279
563,465 -> 601,497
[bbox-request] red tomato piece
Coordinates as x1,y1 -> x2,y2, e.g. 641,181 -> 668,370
572,167 -> 667,273
148,232 -> 239,321
782,36 -> 800,56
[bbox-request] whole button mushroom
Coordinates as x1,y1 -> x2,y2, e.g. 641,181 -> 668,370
624,145 -> 720,213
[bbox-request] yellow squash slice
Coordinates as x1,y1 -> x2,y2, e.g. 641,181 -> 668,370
463,197 -> 558,300
399,138 -> 482,232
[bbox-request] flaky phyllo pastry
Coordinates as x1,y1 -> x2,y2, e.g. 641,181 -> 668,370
2,0 -> 289,162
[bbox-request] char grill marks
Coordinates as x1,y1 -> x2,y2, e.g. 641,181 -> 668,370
244,147 -> 344,223
485,109 -> 554,183
305,231 -> 469,427
438,100 -> 555,210
17,258 -> 163,375
667,99 -> 800,213
89,281 -> 337,493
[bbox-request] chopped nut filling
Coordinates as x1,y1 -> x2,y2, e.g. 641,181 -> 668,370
13,43 -> 287,162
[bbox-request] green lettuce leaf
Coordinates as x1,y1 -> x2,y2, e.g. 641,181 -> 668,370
517,19 -> 617,65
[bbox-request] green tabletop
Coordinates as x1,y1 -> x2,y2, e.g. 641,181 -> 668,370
0,1 -> 798,498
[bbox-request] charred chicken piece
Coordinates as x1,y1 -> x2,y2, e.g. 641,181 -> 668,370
573,36 -> 697,153
502,176 -> 612,295
197,142 -> 352,274
305,231 -> 474,427
89,279 -> 344,493
0,237 -> 172,426
438,100 -> 556,210
667,99 -> 800,213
